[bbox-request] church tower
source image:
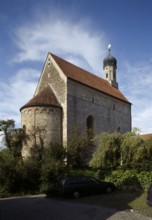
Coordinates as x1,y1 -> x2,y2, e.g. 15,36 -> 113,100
103,44 -> 118,89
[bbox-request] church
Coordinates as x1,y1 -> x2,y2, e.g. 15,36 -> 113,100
20,47 -> 132,157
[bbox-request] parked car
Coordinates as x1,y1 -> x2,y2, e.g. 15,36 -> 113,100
58,176 -> 116,198
147,185 -> 152,206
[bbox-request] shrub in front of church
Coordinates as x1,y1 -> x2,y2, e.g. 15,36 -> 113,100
89,130 -> 152,172
105,170 -> 152,191
40,142 -> 67,194
89,132 -> 122,171
89,131 -> 152,191
66,129 -> 94,168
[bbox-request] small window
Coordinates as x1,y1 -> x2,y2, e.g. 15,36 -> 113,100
48,58 -> 51,66
106,73 -> 108,78
23,125 -> 26,132
87,115 -> 94,139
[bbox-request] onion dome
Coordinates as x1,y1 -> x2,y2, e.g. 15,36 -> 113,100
103,54 -> 117,69
103,44 -> 117,69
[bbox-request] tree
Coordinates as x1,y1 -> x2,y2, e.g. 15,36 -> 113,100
89,132 -> 121,171
89,130 -> 152,172
0,120 -> 27,160
0,119 -> 15,150
41,142 -> 66,188
28,126 -> 47,161
23,127 -> 47,189
66,128 -> 94,168
0,148 -> 27,196
10,128 -> 28,159
0,121 -> 67,195
120,131 -> 148,169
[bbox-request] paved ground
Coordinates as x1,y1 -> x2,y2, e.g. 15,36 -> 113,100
0,194 -> 152,220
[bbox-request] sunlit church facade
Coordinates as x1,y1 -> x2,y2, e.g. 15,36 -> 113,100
20,48 -> 131,157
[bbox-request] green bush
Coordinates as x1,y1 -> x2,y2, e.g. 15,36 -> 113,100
0,149 -> 19,196
136,172 -> 152,190
90,131 -> 152,172
105,169 -> 152,191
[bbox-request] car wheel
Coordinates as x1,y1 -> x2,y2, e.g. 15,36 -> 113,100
73,191 -> 80,198
106,187 -> 112,194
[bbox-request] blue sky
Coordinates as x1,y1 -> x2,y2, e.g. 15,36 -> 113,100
0,0 -> 152,134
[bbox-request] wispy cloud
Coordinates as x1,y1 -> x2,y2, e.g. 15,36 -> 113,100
13,12 -> 107,75
119,61 -> 152,133
0,69 -> 39,126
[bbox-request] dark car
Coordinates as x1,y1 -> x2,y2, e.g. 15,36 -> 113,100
147,185 -> 152,206
58,176 -> 116,198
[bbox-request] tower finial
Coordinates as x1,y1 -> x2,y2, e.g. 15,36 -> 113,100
108,44 -> 111,54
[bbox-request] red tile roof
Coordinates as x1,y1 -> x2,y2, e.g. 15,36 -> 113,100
140,133 -> 152,141
20,86 -> 61,111
51,53 -> 131,104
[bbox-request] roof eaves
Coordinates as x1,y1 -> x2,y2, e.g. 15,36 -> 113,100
20,103 -> 62,111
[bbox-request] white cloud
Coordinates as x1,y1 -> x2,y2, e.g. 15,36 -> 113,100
0,68 -> 39,127
119,61 -> 152,134
13,12 -> 107,75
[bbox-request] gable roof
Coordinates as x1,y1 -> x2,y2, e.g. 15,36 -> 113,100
50,53 -> 131,104
20,86 -> 61,111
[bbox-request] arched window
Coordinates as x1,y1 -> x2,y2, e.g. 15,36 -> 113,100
87,115 -> 94,140
23,125 -> 26,132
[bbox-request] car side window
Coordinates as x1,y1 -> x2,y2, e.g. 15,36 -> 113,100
66,178 -> 76,185
81,177 -> 88,183
88,177 -> 97,183
66,177 -> 82,185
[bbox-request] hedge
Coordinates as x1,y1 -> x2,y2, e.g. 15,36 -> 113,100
105,169 -> 152,191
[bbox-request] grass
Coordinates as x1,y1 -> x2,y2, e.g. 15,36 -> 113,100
69,190 -> 152,218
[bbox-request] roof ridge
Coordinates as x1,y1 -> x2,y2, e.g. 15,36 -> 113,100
50,53 -> 131,104
50,52 -> 104,79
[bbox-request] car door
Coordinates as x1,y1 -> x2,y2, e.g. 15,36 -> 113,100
83,177 -> 100,195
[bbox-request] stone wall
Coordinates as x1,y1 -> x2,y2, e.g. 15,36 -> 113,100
67,79 -> 131,140
21,106 -> 62,157
35,58 -> 66,105
34,55 -> 68,142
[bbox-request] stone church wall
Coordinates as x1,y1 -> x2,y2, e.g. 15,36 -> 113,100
21,106 -> 62,157
34,58 -> 68,143
67,79 -> 131,139
35,60 -> 66,105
